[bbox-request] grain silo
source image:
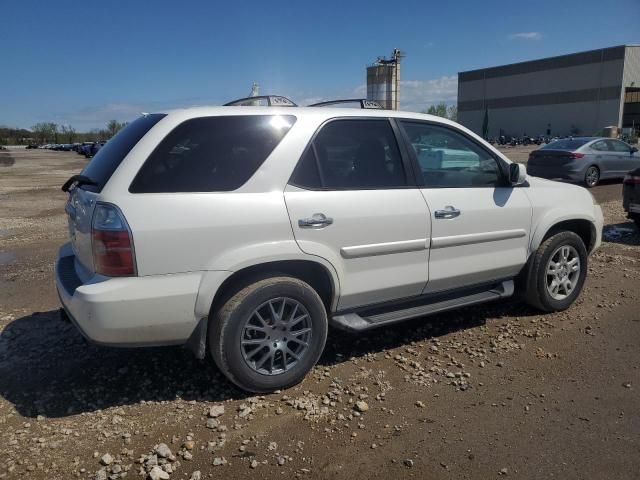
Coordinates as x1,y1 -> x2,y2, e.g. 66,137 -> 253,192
366,49 -> 403,110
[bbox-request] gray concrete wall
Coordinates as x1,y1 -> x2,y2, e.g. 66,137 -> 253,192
458,99 -> 621,138
458,46 -> 629,137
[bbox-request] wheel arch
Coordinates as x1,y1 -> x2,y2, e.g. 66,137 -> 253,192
208,259 -> 338,317
532,217 -> 597,254
187,258 -> 339,359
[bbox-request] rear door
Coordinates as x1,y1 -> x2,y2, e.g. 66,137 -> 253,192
284,118 -> 430,310
398,120 -> 532,293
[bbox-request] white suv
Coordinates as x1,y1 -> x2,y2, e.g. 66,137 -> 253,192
55,97 -> 603,392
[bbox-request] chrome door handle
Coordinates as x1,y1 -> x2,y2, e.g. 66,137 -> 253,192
299,213 -> 333,228
434,206 -> 461,219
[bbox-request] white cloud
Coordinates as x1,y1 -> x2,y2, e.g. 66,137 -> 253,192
294,76 -> 458,112
50,76 -> 459,130
508,32 -> 542,40
357,75 -> 458,112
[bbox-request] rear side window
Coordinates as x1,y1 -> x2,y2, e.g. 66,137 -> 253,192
130,115 -> 296,193
591,140 -> 609,151
290,119 -> 407,190
80,113 -> 166,192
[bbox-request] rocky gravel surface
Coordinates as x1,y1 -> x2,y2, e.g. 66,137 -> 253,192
0,149 -> 639,479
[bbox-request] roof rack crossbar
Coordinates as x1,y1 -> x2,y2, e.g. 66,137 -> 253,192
224,95 -> 297,107
308,99 -> 383,109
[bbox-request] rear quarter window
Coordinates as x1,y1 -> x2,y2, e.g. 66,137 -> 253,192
80,113 -> 166,192
129,115 -> 296,193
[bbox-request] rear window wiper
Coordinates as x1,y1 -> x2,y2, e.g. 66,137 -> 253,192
61,174 -> 98,192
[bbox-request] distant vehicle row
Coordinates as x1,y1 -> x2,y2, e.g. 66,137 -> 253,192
527,137 -> 639,188
26,141 -> 106,157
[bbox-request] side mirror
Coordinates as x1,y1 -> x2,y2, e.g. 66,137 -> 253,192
509,163 -> 527,185
631,147 -> 638,154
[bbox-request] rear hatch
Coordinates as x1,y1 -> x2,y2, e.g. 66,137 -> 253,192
64,113 -> 166,275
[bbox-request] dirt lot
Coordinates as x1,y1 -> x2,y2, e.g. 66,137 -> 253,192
1,148 -> 639,480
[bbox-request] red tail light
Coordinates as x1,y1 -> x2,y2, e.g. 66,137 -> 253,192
92,204 -> 136,276
569,152 -> 585,159
624,174 -> 640,185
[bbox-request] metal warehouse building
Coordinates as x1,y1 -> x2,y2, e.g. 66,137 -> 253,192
457,45 -> 640,139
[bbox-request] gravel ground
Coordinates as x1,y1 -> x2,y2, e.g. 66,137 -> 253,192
0,148 -> 639,480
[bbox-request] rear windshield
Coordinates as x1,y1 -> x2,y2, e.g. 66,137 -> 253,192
80,113 -> 166,192
541,139 -> 590,151
129,115 -> 296,193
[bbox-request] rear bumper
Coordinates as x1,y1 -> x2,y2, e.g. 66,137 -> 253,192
55,243 -> 202,347
527,164 -> 585,182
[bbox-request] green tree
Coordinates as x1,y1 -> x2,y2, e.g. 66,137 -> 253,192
106,120 -> 125,138
447,104 -> 457,122
424,103 -> 448,118
61,125 -> 76,143
31,122 -> 58,143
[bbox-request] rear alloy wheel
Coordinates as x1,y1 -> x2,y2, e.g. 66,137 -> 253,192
209,276 -> 328,393
240,297 -> 313,376
584,166 -> 600,188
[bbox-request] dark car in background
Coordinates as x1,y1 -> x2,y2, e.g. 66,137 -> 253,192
86,141 -> 106,158
527,137 -> 639,187
623,168 -> 640,228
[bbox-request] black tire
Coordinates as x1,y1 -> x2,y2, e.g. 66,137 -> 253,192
633,215 -> 640,230
524,231 -> 588,312
584,166 -> 600,188
209,276 -> 328,393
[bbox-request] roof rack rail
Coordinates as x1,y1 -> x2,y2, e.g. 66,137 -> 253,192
224,95 -> 297,107
308,99 -> 383,109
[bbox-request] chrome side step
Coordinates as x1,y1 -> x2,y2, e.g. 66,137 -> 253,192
331,280 -> 514,332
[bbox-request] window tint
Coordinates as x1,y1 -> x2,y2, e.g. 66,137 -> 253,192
607,140 -> 631,152
296,119 -> 406,190
591,140 -> 609,152
80,113 -> 166,192
290,147 -> 322,189
401,121 -> 502,188
130,115 -> 295,193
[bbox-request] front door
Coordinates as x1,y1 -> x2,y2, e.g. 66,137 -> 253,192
398,120 -> 532,293
284,118 -> 431,310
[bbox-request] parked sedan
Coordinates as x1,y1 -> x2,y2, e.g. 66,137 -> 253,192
623,167 -> 640,228
527,137 -> 640,187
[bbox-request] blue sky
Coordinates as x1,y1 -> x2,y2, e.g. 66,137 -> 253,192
1,0 -> 638,130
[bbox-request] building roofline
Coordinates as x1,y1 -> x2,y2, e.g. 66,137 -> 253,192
458,44 -> 633,76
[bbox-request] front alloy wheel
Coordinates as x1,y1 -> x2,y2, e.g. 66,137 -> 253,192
545,245 -> 581,300
523,231 -> 588,312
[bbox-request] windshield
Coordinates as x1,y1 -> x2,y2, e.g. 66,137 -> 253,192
80,113 -> 166,192
541,139 -> 590,151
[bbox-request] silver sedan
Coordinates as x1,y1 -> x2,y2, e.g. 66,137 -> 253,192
527,137 -> 640,187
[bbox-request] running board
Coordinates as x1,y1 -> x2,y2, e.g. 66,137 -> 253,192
331,280 -> 514,332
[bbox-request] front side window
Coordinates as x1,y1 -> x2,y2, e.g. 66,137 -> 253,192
400,121 -> 502,188
130,115 -> 295,193
290,119 -> 407,190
